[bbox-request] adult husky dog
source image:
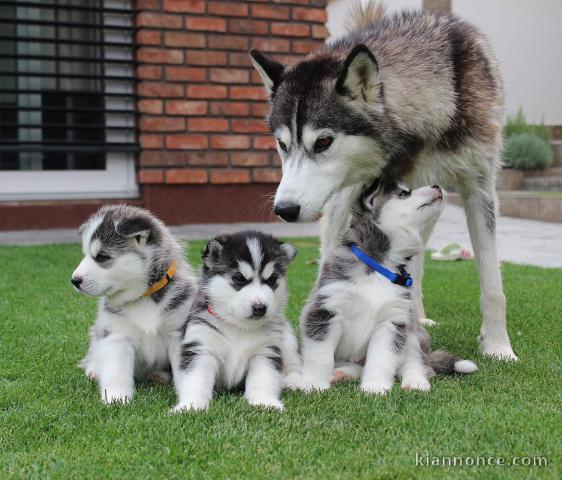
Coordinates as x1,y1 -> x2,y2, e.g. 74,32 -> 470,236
250,3 -> 517,360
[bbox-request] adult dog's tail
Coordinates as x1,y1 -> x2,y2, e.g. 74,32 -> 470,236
345,1 -> 386,33
429,350 -> 478,375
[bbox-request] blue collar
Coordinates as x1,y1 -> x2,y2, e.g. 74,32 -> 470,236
349,244 -> 413,288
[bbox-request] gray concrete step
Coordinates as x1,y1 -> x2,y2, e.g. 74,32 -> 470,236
522,176 -> 562,191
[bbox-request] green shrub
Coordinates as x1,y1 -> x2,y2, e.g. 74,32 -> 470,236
504,108 -> 551,142
502,132 -> 553,170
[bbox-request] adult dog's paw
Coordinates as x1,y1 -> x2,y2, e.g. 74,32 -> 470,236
479,338 -> 518,361
360,380 -> 393,395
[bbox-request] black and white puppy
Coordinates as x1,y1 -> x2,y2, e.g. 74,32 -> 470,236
171,231 -> 300,412
72,205 -> 197,404
300,183 -> 477,394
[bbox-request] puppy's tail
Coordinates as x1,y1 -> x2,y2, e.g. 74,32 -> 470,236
345,1 -> 386,33
429,350 -> 478,375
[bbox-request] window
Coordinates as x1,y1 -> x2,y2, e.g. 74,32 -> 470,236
0,0 -> 138,200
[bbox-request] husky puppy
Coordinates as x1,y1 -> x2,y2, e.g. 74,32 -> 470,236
300,183 -> 477,393
72,205 -> 197,404
250,3 -> 516,360
172,231 -> 300,412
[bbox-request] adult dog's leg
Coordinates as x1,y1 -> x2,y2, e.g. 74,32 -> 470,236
462,182 -> 517,360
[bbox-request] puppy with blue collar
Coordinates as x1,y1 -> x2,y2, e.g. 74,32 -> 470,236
299,181 -> 477,394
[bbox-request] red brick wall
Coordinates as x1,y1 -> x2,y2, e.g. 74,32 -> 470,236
135,0 -> 328,188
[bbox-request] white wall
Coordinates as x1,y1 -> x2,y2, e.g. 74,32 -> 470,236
453,0 -> 562,125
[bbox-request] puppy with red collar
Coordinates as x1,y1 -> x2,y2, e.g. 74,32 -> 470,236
171,231 -> 301,412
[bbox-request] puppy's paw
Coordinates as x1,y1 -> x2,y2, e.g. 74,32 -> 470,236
246,395 -> 284,411
170,398 -> 209,413
298,378 -> 330,393
85,369 -> 97,381
148,370 -> 172,384
401,376 -> 431,392
361,380 -> 393,395
283,372 -> 303,391
101,388 -> 133,405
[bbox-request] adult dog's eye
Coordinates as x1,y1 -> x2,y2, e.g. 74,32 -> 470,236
232,273 -> 248,285
264,274 -> 278,287
314,136 -> 333,153
278,140 -> 288,152
95,251 -> 111,263
398,189 -> 411,198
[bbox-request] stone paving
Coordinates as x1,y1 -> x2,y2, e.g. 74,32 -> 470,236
1,205 -> 561,268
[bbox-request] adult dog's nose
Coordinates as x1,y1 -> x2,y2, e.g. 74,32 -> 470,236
252,303 -> 267,318
274,202 -> 300,222
71,276 -> 83,289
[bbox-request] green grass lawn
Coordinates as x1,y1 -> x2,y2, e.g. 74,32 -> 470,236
1,239 -> 560,479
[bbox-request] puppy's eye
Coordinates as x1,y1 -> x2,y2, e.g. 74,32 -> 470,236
232,273 -> 248,286
264,274 -> 278,288
94,251 -> 111,263
314,136 -> 333,153
398,189 -> 411,198
278,140 -> 288,152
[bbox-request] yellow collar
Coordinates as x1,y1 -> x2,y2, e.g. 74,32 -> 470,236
142,261 -> 177,298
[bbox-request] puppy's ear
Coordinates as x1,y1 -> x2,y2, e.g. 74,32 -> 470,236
77,221 -> 88,236
202,234 -> 228,269
250,49 -> 284,97
116,216 -> 154,246
336,44 -> 382,108
279,242 -> 297,262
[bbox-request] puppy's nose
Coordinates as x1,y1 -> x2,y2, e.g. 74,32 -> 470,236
252,303 -> 267,318
71,276 -> 83,289
431,185 -> 441,191
274,202 -> 300,222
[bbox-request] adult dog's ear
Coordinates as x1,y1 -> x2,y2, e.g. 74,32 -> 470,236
250,49 -> 285,97
116,216 -> 154,246
202,234 -> 228,270
336,44 -> 382,107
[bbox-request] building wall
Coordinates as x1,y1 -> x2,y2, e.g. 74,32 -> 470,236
135,0 -> 328,191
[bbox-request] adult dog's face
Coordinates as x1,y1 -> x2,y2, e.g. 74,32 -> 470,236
71,206 -> 159,298
251,46 -> 386,222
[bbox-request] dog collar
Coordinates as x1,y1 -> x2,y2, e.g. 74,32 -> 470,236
349,244 -> 413,288
142,261 -> 177,298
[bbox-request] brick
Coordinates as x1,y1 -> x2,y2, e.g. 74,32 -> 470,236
229,19 -> 269,35
166,134 -> 209,149
271,22 -> 310,37
186,50 -> 228,66
187,85 -> 227,99
310,0 -> 328,6
254,136 -> 276,150
188,118 -> 229,132
136,30 -> 161,45
209,102 -> 250,116
251,102 -> 269,117
209,68 -> 249,84
137,65 -> 162,80
166,168 -> 208,184
139,134 -> 164,149
230,152 -> 269,166
312,24 -> 329,39
251,4 -> 290,20
271,53 -> 302,64
291,39 -> 323,54
292,7 -> 327,22
228,52 -> 252,67
140,116 -> 185,132
136,0 -> 161,10
208,34 -> 248,51
164,32 -> 206,48
163,0 -> 205,13
211,135 -> 251,149
166,100 -> 208,115
185,152 -> 229,166
231,118 -> 269,133
253,168 -> 282,183
186,17 -> 227,32
138,99 -> 163,114
138,47 -> 183,64
138,81 -> 183,98
138,169 -> 164,184
208,1 -> 248,17
251,37 -> 290,52
140,151 -> 174,166
230,86 -> 267,101
272,0 -> 309,4
166,66 -> 206,82
210,169 -> 251,184
137,12 -> 182,29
